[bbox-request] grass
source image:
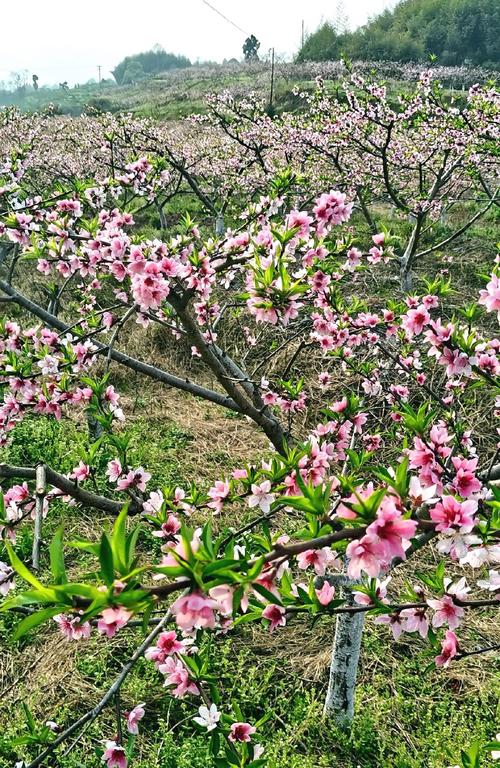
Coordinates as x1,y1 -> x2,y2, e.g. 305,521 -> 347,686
0,381 -> 499,767
0,582 -> 498,766
0,69 -> 312,119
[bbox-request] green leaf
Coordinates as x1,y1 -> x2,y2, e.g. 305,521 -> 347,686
232,585 -> 244,616
54,583 -> 101,598
460,740 -> 481,768
5,542 -> 45,590
67,539 -> 101,556
49,527 -> 67,584
181,654 -> 200,676
112,505 -> 129,573
141,601 -> 155,634
113,589 -> 149,606
0,588 -> 61,611
254,711 -> 272,728
276,494 -> 317,515
209,730 -> 221,757
252,583 -> 283,605
153,564 -> 191,578
484,741 -> 500,752
99,533 -> 115,586
179,523 -> 196,565
22,702 -> 37,734
125,526 -> 141,572
14,607 -> 62,640
214,758 -> 232,768
126,732 -> 136,759
201,523 -> 215,559
203,559 -> 240,577
233,611 -> 262,626
247,556 -> 265,581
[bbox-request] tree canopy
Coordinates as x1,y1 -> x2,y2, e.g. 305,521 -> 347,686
112,46 -> 191,85
297,0 -> 500,67
243,35 -> 261,62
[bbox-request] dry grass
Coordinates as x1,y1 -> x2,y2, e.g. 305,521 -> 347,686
2,632 -> 96,714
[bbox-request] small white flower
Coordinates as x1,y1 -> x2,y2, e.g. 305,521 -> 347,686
444,577 -> 470,599
233,544 -> 246,559
193,703 -> 220,731
37,354 -> 59,375
253,744 -> 265,759
248,480 -> 275,514
461,543 -> 500,568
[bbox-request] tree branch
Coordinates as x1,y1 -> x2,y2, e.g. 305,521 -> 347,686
0,463 -> 139,516
0,280 -> 241,414
415,194 -> 497,260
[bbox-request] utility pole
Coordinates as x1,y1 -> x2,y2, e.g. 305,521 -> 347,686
301,19 -> 305,49
268,47 -> 275,115
98,65 -> 102,89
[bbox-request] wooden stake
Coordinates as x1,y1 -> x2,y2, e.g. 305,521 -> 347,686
32,464 -> 46,570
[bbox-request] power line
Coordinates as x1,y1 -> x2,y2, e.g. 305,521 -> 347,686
201,0 -> 248,35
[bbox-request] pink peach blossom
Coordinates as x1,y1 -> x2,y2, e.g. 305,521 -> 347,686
97,607 -> 132,638
427,595 -> 464,630
229,722 -> 256,742
435,630 -> 459,667
102,741 -> 127,768
126,703 -> 145,735
171,591 -> 218,632
262,603 -> 286,631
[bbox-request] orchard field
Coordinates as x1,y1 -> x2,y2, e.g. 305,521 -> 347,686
0,62 -> 499,768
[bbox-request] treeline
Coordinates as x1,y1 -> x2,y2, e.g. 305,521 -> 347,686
297,0 -> 500,67
112,47 -> 191,85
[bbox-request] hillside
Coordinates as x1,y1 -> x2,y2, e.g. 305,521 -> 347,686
0,60 -> 496,119
298,0 -> 500,67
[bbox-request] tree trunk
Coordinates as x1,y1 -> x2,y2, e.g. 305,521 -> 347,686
215,214 -> 226,236
400,255 -> 414,293
324,581 -> 364,724
86,409 -> 104,441
157,202 -> 167,231
399,214 -> 423,292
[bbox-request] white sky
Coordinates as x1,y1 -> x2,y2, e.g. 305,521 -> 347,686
0,0 -> 396,86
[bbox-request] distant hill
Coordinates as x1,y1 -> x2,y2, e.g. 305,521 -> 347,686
297,0 -> 500,68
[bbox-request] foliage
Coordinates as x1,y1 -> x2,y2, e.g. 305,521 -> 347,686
243,36 -> 261,63
297,0 -> 500,67
112,46 -> 191,86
